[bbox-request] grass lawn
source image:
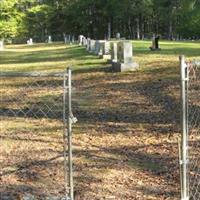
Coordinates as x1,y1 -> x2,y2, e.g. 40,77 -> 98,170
0,41 -> 200,200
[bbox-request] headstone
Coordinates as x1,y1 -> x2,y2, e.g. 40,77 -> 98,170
0,40 -> 4,50
100,41 -> 111,60
29,38 -> 33,45
83,37 -> 88,46
87,38 -> 91,51
113,41 -> 139,72
116,33 -> 120,39
48,35 -> 52,43
72,35 -> 75,44
89,40 -> 96,53
63,33 -> 68,44
68,35 -> 71,43
79,35 -> 84,45
95,40 -> 100,55
149,34 -> 161,51
111,42 -> 118,63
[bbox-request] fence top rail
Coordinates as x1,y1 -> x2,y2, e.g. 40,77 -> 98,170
0,71 -> 67,77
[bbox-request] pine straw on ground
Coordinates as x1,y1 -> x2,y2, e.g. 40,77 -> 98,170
1,66 -> 181,200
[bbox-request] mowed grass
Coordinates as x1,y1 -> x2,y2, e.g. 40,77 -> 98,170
0,41 -> 200,199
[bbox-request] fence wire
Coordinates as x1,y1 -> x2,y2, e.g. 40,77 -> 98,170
188,61 -> 200,200
0,72 -> 69,199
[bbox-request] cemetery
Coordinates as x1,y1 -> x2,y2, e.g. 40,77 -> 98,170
0,1 -> 200,200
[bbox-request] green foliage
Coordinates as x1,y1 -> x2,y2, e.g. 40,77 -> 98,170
0,0 -> 199,41
24,4 -> 54,39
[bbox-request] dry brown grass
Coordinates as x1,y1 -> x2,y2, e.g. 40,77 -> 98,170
0,41 -> 200,199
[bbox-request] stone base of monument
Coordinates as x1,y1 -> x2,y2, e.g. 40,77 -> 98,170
112,62 -> 139,72
100,54 -> 111,60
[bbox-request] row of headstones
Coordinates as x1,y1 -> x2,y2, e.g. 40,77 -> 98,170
26,34 -> 76,45
78,35 -> 139,72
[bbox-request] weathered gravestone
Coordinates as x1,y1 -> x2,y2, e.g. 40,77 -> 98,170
83,37 -> 87,46
48,35 -> 52,43
71,35 -> 75,44
30,38 -> 33,45
113,41 -> 139,72
95,40 -> 100,55
89,40 -> 96,53
149,34 -> 161,51
100,41 -> 111,60
79,35 -> 84,45
63,34 -> 68,44
87,38 -> 91,51
0,40 -> 4,51
111,42 -> 118,63
94,40 -> 104,55
27,38 -> 33,45
116,33 -> 120,40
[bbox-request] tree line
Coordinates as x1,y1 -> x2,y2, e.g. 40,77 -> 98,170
0,0 -> 199,43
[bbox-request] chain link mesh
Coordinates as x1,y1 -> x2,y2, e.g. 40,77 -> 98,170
0,72 -> 67,199
188,61 -> 200,200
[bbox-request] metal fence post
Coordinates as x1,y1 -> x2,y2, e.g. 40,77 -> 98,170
180,55 -> 189,200
67,68 -> 74,200
63,71 -> 68,198
63,68 -> 75,200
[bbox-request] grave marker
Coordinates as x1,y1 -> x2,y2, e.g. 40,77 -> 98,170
64,34 -> 68,44
48,35 -> 52,43
83,37 -> 87,46
149,34 -> 161,51
111,42 -> 118,63
87,38 -> 91,51
0,40 -> 4,50
113,41 -> 139,72
100,41 -> 111,60
116,33 -> 120,40
79,35 -> 84,45
89,40 -> 96,53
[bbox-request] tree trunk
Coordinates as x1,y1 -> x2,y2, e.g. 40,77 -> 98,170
136,18 -> 140,40
168,19 -> 173,40
108,21 -> 111,40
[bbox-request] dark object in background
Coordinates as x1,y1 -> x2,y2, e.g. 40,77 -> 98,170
150,35 -> 161,51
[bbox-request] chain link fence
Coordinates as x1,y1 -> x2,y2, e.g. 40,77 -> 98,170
188,60 -> 200,200
0,70 -> 75,200
180,56 -> 200,200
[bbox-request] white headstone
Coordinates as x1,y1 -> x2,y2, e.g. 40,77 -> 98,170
71,35 -> 75,43
111,42 -> 118,62
48,35 -> 52,43
95,40 -> 100,55
97,40 -> 106,56
87,38 -> 91,51
118,41 -> 133,64
79,35 -> 84,45
116,33 -> 120,39
29,38 -> 33,45
83,37 -> 88,46
0,40 -> 4,50
63,34 -> 68,44
113,41 -> 139,72
89,40 -> 96,53
103,41 -> 110,55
